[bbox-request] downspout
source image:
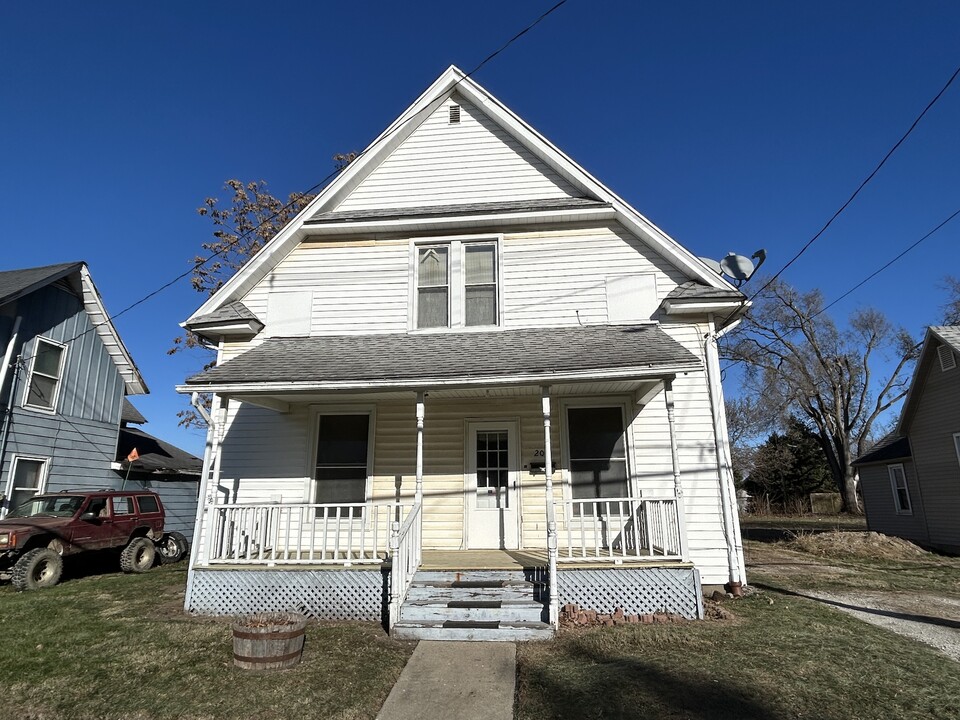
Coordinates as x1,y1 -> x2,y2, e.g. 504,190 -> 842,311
183,390 -> 218,613
704,314 -> 745,593
0,317 -> 23,515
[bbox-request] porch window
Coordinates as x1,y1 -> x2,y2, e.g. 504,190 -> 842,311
7,457 -> 47,513
888,464 -> 911,514
24,338 -> 66,411
315,414 -> 370,516
567,406 -> 629,514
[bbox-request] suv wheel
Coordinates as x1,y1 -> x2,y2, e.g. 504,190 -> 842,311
12,548 -> 64,591
156,531 -> 189,564
120,537 -> 155,573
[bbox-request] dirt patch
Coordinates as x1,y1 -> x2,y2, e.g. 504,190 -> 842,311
786,531 -> 932,560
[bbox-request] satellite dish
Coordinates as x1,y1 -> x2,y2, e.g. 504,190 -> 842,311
714,249 -> 767,287
699,257 -> 723,275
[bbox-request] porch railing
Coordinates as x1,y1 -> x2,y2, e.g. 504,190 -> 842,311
203,501 -> 412,565
560,496 -> 683,561
388,502 -> 422,627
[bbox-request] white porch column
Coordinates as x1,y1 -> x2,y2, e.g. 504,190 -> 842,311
663,377 -> 690,562
540,387 -> 559,627
415,391 -> 425,506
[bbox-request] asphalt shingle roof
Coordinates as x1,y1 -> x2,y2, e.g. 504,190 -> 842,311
665,281 -> 744,301
308,197 -> 610,224
853,433 -> 912,465
188,301 -> 262,327
931,325 -> 960,351
116,426 -> 202,476
0,262 -> 82,306
121,398 -> 148,425
186,324 -> 700,387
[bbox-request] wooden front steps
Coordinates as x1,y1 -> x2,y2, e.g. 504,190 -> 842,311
392,569 -> 553,642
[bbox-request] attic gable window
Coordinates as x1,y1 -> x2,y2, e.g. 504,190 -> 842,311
24,338 -> 66,412
414,238 -> 500,330
938,344 -> 956,372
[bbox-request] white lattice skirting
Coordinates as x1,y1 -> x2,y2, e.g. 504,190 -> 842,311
556,567 -> 703,619
188,568 -> 386,621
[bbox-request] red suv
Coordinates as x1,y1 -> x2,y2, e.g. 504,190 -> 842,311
0,490 -> 183,591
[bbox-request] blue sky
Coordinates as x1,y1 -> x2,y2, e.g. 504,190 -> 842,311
2,1 -> 958,455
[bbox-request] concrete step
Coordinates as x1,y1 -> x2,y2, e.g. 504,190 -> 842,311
392,620 -> 554,642
403,585 -> 536,603
400,599 -> 545,623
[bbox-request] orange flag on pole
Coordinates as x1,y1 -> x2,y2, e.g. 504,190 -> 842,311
126,448 -> 140,463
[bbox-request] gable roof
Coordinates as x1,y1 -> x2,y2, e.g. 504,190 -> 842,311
895,325 -> 959,435
186,66 -> 740,327
0,262 -> 82,307
852,432 -> 911,466
1,262 -> 147,395
116,425 -> 202,477
181,324 -> 700,391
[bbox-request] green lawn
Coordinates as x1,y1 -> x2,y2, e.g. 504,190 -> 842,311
0,563 -> 413,720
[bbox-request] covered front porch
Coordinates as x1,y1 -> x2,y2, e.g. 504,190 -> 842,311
181,325 -> 707,629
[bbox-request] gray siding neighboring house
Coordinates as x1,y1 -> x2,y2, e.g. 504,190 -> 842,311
0,263 -> 147,513
854,326 -> 960,554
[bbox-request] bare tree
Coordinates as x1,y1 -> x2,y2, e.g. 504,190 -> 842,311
723,279 -> 919,512
942,275 -> 960,325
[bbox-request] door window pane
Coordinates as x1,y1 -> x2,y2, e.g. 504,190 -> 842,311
476,430 -> 509,509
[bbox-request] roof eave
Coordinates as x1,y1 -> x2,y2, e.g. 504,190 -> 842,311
176,363 -> 701,396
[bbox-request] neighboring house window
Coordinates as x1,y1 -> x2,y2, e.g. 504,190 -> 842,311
566,406 -> 629,514
314,413 -> 370,516
414,239 -> 499,329
954,433 -> 960,469
6,457 -> 48,513
888,464 -> 912,514
24,337 -> 66,411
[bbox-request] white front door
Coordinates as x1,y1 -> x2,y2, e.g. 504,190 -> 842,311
466,421 -> 520,549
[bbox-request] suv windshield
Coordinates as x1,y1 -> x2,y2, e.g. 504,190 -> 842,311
8,495 -> 84,518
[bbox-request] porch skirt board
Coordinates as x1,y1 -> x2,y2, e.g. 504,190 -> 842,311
556,567 -> 703,620
187,568 -> 386,621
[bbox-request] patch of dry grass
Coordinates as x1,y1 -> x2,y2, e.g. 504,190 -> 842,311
786,531 -> 931,560
0,564 -> 413,720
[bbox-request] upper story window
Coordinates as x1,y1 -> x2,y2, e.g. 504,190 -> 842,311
24,338 -> 66,411
414,238 -> 500,330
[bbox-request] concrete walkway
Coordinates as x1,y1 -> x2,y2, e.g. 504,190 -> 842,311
377,641 -> 516,720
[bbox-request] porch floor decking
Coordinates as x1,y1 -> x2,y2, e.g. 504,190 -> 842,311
420,549 -> 693,571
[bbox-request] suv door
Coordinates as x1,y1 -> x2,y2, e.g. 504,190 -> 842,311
108,496 -> 139,546
70,495 -> 113,550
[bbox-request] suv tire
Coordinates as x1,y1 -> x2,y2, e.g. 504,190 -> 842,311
156,531 -> 189,564
12,548 -> 64,591
120,537 -> 155,573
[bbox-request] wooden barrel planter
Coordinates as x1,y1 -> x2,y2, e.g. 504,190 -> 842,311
232,613 -> 307,670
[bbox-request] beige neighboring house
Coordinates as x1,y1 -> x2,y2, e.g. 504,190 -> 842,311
854,326 -> 960,554
177,66 -> 748,640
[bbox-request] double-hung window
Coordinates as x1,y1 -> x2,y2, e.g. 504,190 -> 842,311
414,238 -> 499,329
24,338 -> 66,411
314,413 -> 371,517
7,457 -> 47,514
888,464 -> 911,514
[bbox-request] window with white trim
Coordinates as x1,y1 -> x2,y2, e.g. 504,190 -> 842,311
888,464 -> 912,514
566,406 -> 629,515
7,457 -> 48,514
414,238 -> 499,329
314,413 -> 370,516
24,338 -> 66,411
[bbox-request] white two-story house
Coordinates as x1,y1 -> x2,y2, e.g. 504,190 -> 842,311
178,66 -> 747,640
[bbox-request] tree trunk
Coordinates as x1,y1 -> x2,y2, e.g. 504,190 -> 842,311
841,467 -> 861,514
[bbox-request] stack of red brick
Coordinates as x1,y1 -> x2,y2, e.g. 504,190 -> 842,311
559,603 -> 686,627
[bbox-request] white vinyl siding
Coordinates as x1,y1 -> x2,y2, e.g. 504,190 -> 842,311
335,96 -> 578,212
888,464 -> 912,514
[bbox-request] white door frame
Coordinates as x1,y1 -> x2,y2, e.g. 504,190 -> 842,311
464,419 -> 521,550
